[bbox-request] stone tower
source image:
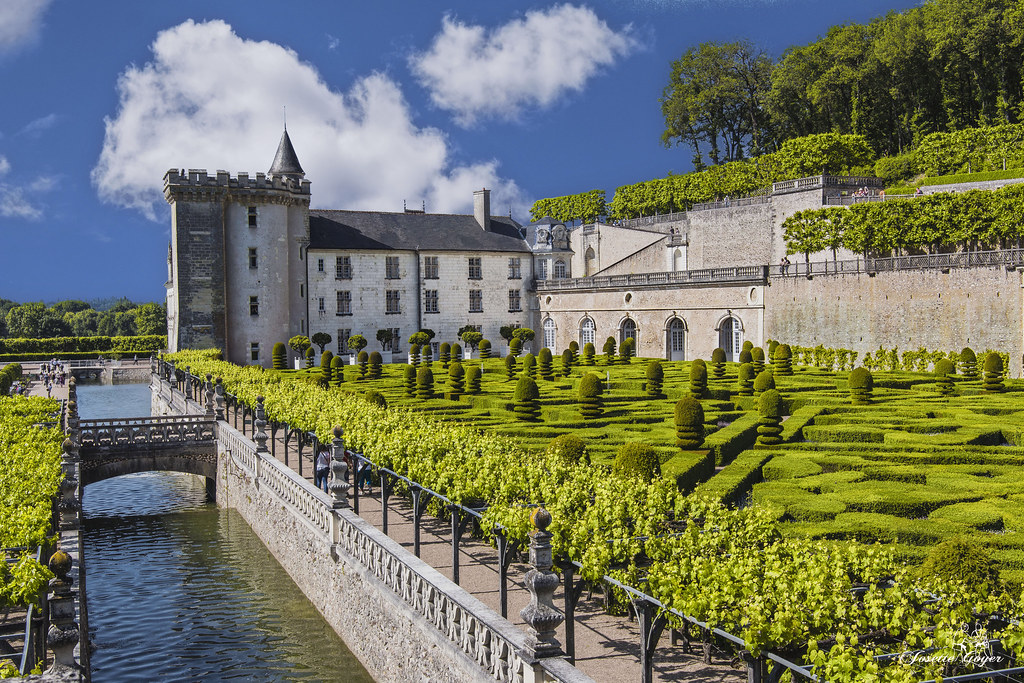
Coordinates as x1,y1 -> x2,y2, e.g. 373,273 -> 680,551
164,130 -> 311,366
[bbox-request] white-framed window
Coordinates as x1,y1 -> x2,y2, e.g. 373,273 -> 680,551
318,297 -> 325,314
317,258 -> 324,273
620,318 -> 637,346
580,317 -> 595,346
249,296 -> 259,316
468,257 -> 482,280
543,318 -> 556,350
336,290 -> 351,316
424,290 -> 439,314
508,257 -> 522,279
537,259 -> 548,280
508,289 -> 521,312
423,256 -> 439,279
554,259 -> 567,279
336,256 -> 352,279
469,289 -> 483,313
386,256 -> 400,279
386,290 -> 401,314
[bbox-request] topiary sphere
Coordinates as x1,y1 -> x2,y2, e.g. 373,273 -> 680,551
579,372 -> 603,398
546,433 -> 589,464
582,342 -> 596,364
984,352 -> 1003,374
363,389 -> 387,409
738,348 -> 753,365
934,359 -> 955,376
513,375 -> 540,402
711,348 -> 726,364
449,361 -> 465,379
742,340 -> 753,353
479,339 -> 492,359
612,442 -> 661,480
758,388 -> 782,419
753,369 -> 775,394
849,367 -> 873,391
358,350 -> 369,363
569,341 -> 579,353
523,353 -> 537,377
513,375 -> 541,421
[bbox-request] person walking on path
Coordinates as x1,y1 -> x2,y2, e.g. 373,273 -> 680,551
315,444 -> 331,492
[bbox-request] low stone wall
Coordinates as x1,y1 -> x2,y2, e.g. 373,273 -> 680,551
765,266 -> 1024,376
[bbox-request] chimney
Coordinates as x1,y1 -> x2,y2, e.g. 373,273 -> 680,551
474,188 -> 491,231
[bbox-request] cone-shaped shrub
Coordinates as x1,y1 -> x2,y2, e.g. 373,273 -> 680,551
509,337 -> 523,356
756,389 -> 783,445
304,347 -> 315,368
675,396 -> 704,449
404,365 -> 416,396
479,339 -> 492,359
409,343 -> 421,367
439,342 -> 451,368
689,359 -> 708,398
737,363 -> 755,396
711,347 -> 726,379
513,375 -> 541,421
364,389 -> 387,409
547,433 -> 589,464
753,369 -> 775,395
466,365 -> 482,394
742,340 -> 753,353
331,356 -> 345,386
582,342 -> 595,365
768,340 -> 779,361
751,347 -> 765,374
646,361 -> 664,397
568,340 -> 579,362
448,361 -> 465,399
578,372 -> 603,419
523,353 -> 537,379
619,337 -> 635,364
538,348 -> 553,380
959,347 -> 977,378
368,351 -> 383,379
983,352 -> 1005,392
272,342 -> 287,370
416,366 -> 434,399
452,343 -> 463,361
357,350 -> 369,378
613,442 -> 661,480
320,351 -> 334,384
560,349 -> 574,377
603,337 -> 616,365
773,344 -> 793,375
849,367 -> 873,404
421,344 -> 433,367
934,358 -> 955,397
738,348 -> 752,365
504,353 -> 517,380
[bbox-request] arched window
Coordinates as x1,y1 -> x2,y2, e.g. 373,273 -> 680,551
543,318 -> 556,350
620,318 -> 637,347
667,318 -> 685,361
579,317 -> 595,347
673,248 -> 685,271
554,259 -> 567,279
718,316 -> 743,361
584,247 -> 596,276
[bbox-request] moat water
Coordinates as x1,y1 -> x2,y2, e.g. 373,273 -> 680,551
79,383 -> 373,682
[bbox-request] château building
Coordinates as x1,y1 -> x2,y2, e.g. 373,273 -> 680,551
165,131 -> 1024,375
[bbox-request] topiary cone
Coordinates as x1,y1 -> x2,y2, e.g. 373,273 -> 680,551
674,396 -> 704,449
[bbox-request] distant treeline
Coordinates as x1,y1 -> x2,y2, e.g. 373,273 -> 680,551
0,298 -> 166,339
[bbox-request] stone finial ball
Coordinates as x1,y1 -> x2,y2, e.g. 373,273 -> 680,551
62,438 -> 74,452
215,376 -> 222,384
333,425 -> 344,438
206,373 -> 212,381
531,506 -> 552,531
256,395 -> 265,404
49,550 -> 72,577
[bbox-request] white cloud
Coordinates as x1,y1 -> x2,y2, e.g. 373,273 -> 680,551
0,0 -> 52,54
0,156 -> 53,220
92,20 -> 526,220
18,113 -> 58,137
409,4 -> 638,126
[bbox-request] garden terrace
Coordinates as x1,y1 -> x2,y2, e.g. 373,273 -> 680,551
535,265 -> 767,292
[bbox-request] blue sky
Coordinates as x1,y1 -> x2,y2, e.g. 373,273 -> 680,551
0,0 -> 919,303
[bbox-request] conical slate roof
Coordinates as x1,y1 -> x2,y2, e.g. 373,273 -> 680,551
269,129 -> 304,178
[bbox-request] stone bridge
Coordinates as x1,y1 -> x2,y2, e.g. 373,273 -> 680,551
77,414 -> 218,490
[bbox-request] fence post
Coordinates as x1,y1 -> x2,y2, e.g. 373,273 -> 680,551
520,507 -> 564,660
329,426 -> 349,510
253,396 -> 269,454
214,377 -> 225,421
205,374 -> 215,417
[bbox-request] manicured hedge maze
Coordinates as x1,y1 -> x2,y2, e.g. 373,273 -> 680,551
267,346 -> 1024,582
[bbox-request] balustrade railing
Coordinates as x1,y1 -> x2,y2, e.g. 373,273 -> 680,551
78,415 -> 216,447
535,265 -> 768,291
771,248 -> 1024,278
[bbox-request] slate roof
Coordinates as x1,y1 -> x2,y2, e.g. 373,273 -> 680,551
269,130 -> 304,177
309,210 -> 530,253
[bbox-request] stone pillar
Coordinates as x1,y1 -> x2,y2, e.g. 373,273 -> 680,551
329,426 -> 349,508
520,507 -> 564,659
204,374 -> 215,416
214,377 -> 225,421
184,366 -> 192,396
253,396 -> 269,453
150,354 -> 157,374
58,437 -> 81,532
167,360 -> 176,383
45,550 -> 81,675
